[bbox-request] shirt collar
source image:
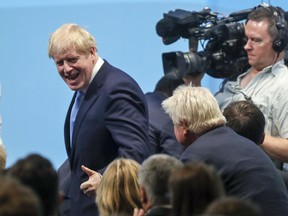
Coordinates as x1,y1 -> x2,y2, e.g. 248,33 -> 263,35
90,57 -> 104,85
81,57 -> 104,93
238,59 -> 285,80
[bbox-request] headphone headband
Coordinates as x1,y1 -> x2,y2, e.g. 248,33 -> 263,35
265,5 -> 286,52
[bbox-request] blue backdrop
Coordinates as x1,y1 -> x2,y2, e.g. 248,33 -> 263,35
0,0 -> 287,169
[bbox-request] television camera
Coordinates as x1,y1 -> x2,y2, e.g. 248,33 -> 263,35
156,6 -> 254,80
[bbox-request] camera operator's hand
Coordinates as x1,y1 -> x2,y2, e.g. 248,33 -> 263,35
183,72 -> 205,87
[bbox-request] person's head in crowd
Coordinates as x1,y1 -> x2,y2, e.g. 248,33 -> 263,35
162,85 -> 226,148
96,158 -> 141,216
0,144 -> 6,171
220,101 -> 287,195
137,154 -> 183,213
223,100 -> 265,145
7,153 -> 58,216
169,161 -> 225,216
244,5 -> 288,71
154,73 -> 185,97
0,174 -> 43,216
48,23 -> 98,91
204,196 -> 262,216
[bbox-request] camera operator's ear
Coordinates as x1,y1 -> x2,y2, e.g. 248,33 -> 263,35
183,72 -> 205,87
271,7 -> 287,53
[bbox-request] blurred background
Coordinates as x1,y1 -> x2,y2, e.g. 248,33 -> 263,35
0,0 -> 287,169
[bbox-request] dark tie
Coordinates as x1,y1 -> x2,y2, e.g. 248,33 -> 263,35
70,91 -> 84,146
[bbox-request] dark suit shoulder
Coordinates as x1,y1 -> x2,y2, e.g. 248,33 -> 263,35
146,206 -> 171,216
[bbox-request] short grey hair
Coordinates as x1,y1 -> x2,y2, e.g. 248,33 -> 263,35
138,154 -> 183,205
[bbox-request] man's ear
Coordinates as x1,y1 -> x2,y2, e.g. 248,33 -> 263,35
89,46 -> 96,55
140,186 -> 152,212
140,186 -> 147,204
179,120 -> 188,130
180,120 -> 191,137
180,122 -> 198,146
258,132 -> 265,145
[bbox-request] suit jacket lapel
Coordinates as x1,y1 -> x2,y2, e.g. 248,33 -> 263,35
64,92 -> 77,158
70,62 -> 107,158
71,91 -> 100,149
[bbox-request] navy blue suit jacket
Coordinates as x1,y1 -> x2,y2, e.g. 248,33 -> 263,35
64,60 -> 150,216
180,126 -> 288,216
145,91 -> 183,158
57,159 -> 71,216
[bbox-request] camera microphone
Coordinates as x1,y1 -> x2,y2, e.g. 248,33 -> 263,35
162,36 -> 181,45
229,8 -> 253,21
156,18 -> 180,45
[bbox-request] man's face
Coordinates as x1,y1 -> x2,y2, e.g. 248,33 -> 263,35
53,47 -> 96,91
244,19 -> 277,71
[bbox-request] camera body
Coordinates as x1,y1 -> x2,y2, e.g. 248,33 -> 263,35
156,7 -> 252,80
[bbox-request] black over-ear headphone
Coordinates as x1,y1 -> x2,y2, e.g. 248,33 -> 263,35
268,6 -> 287,53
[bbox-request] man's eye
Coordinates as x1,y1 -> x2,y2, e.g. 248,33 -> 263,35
56,61 -> 64,66
252,38 -> 261,43
68,58 -> 79,63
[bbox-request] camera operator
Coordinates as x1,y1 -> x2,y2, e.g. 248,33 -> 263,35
215,5 -> 288,170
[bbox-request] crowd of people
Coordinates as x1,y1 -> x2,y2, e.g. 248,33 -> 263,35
1,3 -> 288,216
